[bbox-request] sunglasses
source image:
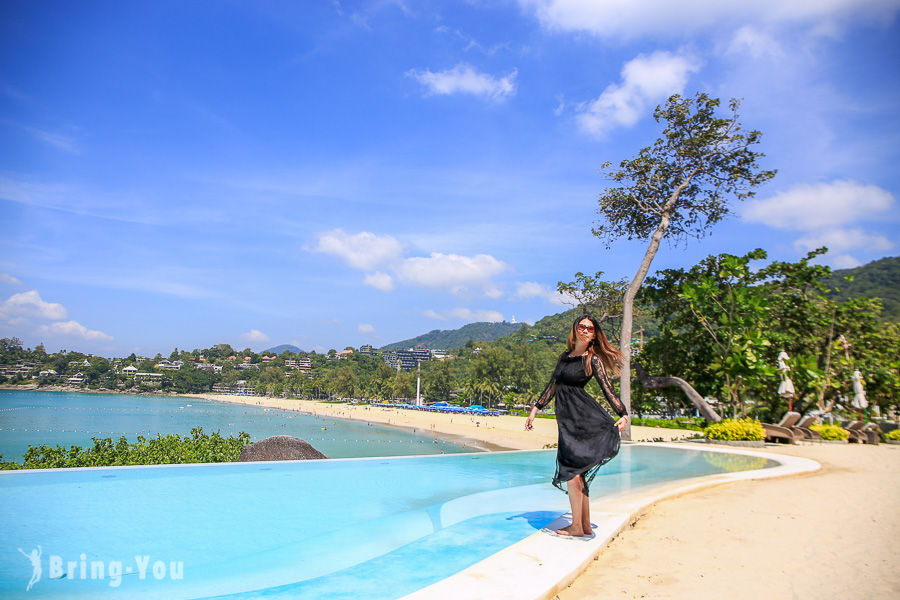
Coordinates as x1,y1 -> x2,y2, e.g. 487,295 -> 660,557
577,324 -> 594,333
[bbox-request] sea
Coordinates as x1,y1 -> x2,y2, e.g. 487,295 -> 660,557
0,390 -> 476,463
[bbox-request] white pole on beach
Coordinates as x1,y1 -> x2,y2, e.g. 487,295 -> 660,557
416,360 -> 421,406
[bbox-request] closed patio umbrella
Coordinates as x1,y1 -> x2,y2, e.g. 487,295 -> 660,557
776,350 -> 796,410
851,369 -> 868,420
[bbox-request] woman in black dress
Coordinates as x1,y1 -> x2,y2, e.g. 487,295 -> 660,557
525,314 -> 628,537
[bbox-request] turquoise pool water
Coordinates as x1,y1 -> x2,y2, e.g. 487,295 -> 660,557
0,446 -> 777,599
0,391 -> 474,462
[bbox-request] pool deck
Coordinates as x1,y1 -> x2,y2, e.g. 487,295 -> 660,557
400,442 -> 820,600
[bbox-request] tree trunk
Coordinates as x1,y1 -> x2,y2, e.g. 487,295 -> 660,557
620,211 -> 672,439
633,363 -> 721,422
617,173 -> 696,439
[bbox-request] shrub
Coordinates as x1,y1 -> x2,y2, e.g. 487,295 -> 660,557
810,424 -> 849,441
0,427 -> 252,469
886,429 -> 900,441
704,418 -> 765,441
632,417 -> 706,431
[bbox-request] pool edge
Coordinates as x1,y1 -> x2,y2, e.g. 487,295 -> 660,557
398,442 -> 821,600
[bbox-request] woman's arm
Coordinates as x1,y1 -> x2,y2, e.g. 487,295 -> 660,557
525,357 -> 562,431
591,355 -> 628,431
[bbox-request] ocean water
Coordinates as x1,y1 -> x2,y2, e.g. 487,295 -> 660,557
0,390 -> 476,462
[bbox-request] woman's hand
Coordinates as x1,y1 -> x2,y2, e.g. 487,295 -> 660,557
615,415 -> 628,432
525,416 -> 535,431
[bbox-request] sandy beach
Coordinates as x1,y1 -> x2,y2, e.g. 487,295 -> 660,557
183,393 -> 701,451
189,394 -> 899,600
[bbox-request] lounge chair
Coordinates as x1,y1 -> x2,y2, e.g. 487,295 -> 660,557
791,415 -> 822,442
844,421 -> 868,443
862,423 -> 881,445
762,411 -> 802,444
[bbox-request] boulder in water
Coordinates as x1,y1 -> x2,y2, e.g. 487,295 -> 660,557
238,435 -> 328,462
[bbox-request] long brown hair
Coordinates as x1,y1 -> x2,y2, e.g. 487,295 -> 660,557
567,314 -> 623,377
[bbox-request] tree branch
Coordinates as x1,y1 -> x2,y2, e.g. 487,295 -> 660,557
633,362 -> 721,422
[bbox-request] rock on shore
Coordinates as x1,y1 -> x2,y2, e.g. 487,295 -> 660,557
238,435 -> 328,461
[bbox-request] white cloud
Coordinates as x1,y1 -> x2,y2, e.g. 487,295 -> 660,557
793,227 -> 894,255
520,0 -> 900,39
240,329 -> 270,343
310,229 -> 404,270
395,252 -> 510,296
406,63 -> 518,101
0,274 -> 23,285
514,281 -> 569,305
357,323 -> 376,334
728,26 -> 784,58
743,180 -> 895,230
829,254 -> 864,269
39,320 -> 113,341
309,230 -> 511,297
0,290 -> 68,322
576,51 -> 701,137
364,271 -> 395,291
424,308 -> 505,322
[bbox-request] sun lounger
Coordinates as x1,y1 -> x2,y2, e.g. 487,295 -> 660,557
862,423 -> 880,445
762,411 -> 802,444
791,415 -> 822,442
844,421 -> 869,443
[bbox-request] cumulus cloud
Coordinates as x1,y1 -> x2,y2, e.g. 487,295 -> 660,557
240,329 -> 270,343
39,320 -> 113,341
395,253 -> 510,296
364,271 -> 395,291
743,180 -> 896,265
424,308 -> 505,322
309,229 -> 404,271
576,51 -> 701,137
520,0 -> 900,39
310,230 -> 512,297
406,63 -> 518,101
743,180 -> 895,229
793,228 -> 894,255
357,323 -> 376,334
514,281 -> 569,305
0,290 -> 68,322
0,273 -> 23,285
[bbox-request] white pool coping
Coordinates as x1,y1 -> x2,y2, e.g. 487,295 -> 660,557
399,442 -> 821,600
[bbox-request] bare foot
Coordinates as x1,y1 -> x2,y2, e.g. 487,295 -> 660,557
583,526 -> 593,536
555,525 -> 584,537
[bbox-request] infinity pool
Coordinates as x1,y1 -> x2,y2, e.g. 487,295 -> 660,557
0,446 -> 777,599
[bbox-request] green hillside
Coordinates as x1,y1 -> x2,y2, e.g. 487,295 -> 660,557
382,321 -> 524,351
825,256 -> 900,322
265,344 -> 304,354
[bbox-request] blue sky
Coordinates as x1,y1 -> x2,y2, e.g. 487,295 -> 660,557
1,0 -> 898,357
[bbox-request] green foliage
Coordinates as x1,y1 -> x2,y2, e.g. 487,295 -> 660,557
886,429 -> 900,441
0,427 -> 251,469
810,424 -> 850,441
704,418 -> 765,441
594,93 -> 776,247
638,247 -> 900,420
825,256 -> 900,322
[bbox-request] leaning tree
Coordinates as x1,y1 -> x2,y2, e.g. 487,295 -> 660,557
594,93 -> 776,439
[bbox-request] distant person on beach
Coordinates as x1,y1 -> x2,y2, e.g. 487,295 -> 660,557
525,314 -> 628,537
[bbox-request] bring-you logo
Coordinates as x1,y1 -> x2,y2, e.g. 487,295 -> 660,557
17,546 -> 183,591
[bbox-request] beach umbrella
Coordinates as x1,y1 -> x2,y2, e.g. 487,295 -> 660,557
776,350 -> 796,410
851,369 -> 868,420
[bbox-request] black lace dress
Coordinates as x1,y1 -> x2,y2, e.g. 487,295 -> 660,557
533,352 -> 628,495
